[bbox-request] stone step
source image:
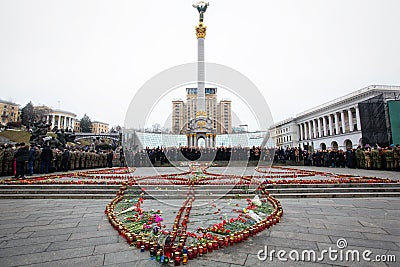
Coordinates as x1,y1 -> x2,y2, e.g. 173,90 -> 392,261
0,194 -> 116,199
1,190 -> 399,199
0,189 -> 120,194
2,186 -> 394,195
0,182 -> 398,190
0,185 -> 122,190
271,192 -> 400,198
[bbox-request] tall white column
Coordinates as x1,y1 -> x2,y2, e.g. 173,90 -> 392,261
334,113 -> 339,135
299,124 -> 303,140
328,115 -> 333,136
322,116 -> 327,136
340,111 -> 346,133
51,116 -> 55,129
355,106 -> 362,131
312,119 -> 317,138
317,118 -> 322,138
63,116 -> 67,129
348,109 -> 354,132
308,121 -> 312,140
57,116 -> 60,129
304,121 -> 310,140
197,37 -> 205,113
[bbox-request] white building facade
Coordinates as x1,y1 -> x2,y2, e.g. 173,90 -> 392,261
269,118 -> 299,148
46,109 -> 76,131
271,85 -> 400,151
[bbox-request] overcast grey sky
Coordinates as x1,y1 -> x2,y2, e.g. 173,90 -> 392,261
1,0 -> 399,128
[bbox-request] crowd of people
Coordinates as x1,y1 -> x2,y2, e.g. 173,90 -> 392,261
124,146 -> 275,167
2,142 -> 399,177
274,145 -> 400,171
125,145 -> 400,171
0,142 -> 118,178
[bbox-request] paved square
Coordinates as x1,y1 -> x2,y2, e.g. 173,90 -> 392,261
0,196 -> 398,266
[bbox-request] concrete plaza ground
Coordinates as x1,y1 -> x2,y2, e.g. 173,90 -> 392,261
0,167 -> 399,266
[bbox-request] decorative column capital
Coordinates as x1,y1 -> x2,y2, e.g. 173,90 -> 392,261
195,23 -> 207,38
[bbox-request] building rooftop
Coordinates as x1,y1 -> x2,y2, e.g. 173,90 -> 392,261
0,99 -> 18,106
296,85 -> 400,118
92,121 -> 109,125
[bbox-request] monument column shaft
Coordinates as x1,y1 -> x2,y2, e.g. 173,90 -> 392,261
197,38 -> 205,112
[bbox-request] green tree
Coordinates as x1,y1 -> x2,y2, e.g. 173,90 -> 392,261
20,101 -> 34,127
80,114 -> 92,133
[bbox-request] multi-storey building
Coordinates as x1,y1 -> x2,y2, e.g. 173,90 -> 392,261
74,120 -> 81,132
217,99 -> 232,134
270,85 -> 400,150
171,87 -> 232,135
92,121 -> 109,134
269,118 -> 299,148
0,100 -> 19,125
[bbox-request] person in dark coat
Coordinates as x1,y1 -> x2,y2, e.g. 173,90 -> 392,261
40,146 -> 53,174
14,142 -> 29,178
28,144 -> 36,176
107,150 -> 113,168
61,148 -> 70,172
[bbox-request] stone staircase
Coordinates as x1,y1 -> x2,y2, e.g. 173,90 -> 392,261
0,183 -> 399,199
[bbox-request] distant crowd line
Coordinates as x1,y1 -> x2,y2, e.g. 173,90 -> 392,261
125,145 -> 400,171
2,143 -> 398,177
0,142 -> 125,178
274,145 -> 400,171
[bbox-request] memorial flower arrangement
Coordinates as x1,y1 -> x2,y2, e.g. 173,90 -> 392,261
105,183 -> 283,265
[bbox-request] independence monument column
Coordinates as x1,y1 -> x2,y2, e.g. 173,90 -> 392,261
186,1 -> 215,147
193,1 -> 208,117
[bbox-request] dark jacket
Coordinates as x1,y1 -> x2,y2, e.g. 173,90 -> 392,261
29,147 -> 36,162
15,146 -> 29,162
41,147 -> 53,162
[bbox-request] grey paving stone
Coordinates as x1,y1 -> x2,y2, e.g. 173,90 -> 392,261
93,242 -> 132,255
203,249 -> 248,265
0,246 -> 94,266
245,252 -> 333,266
323,223 -> 387,234
69,229 -> 116,240
0,233 -> 70,248
194,258 -> 232,266
103,250 -> 148,265
308,228 -> 365,239
362,232 -> 400,243
272,225 -> 310,234
327,236 -> 399,250
259,237 -> 319,251
0,243 -> 50,257
104,260 -> 159,267
0,227 -> 22,235
29,225 -> 105,238
46,235 -> 118,252
0,220 -> 53,230
270,231 -> 331,243
18,222 -> 79,233
25,254 -> 105,267
0,231 -> 33,242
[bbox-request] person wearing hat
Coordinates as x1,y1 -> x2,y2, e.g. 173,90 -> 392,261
14,142 -> 29,178
28,144 -> 36,176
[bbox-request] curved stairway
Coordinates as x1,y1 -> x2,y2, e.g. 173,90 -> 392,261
0,183 -> 399,199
